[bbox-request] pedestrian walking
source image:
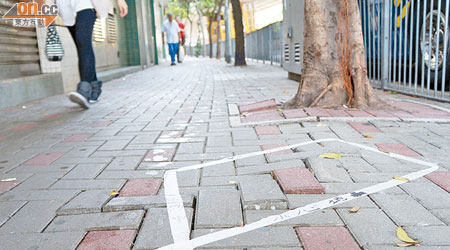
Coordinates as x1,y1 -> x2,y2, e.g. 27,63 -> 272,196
176,16 -> 185,64
54,0 -> 128,109
162,13 -> 181,66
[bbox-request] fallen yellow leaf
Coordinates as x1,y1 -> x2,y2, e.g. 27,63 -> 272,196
363,135 -> 373,138
396,226 -> 419,244
319,153 -> 342,159
282,91 -> 288,94
393,177 -> 410,182
395,243 -> 417,247
109,190 -> 119,196
347,206 -> 360,213
378,147 -> 389,153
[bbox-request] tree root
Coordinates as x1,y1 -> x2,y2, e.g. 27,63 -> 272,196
309,84 -> 333,107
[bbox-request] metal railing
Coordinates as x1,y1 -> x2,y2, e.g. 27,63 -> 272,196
361,0 -> 450,102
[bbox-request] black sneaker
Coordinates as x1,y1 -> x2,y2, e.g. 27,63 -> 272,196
69,92 -> 89,109
171,62 -> 176,66
90,80 -> 102,103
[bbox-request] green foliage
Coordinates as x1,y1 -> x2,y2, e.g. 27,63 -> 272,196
167,0 -> 192,18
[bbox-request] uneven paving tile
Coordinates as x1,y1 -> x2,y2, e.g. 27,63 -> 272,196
241,110 -> 284,123
0,189 -> 79,203
237,159 -> 305,176
255,125 -> 281,136
0,231 -> 85,250
77,230 -> 137,250
103,194 -> 194,212
45,210 -> 144,232
0,181 -> 21,195
346,110 -> 373,117
177,169 -> 201,187
376,143 -> 421,157
371,194 -> 444,226
403,226 -> 450,246
0,200 -> 63,233
63,133 -> 93,142
295,226 -> 360,250
0,201 -> 26,226
261,144 -> 292,156
240,175 -> 287,210
22,153 -> 65,166
348,122 -> 380,133
304,108 -> 330,117
50,179 -> 126,190
134,208 -> 194,249
143,148 -> 176,162
365,245 -> 450,250
202,162 -> 236,176
8,172 -> 63,191
337,208 -> 398,246
57,189 -> 112,215
283,109 -> 308,119
239,99 -> 277,113
425,172 -> 450,193
118,178 -> 162,197
286,194 -> 377,209
192,227 -> 301,249
323,183 -> 404,195
401,182 -> 450,209
306,158 -> 353,183
62,163 -> 106,179
245,209 -> 344,227
159,130 -> 184,139
195,189 -> 243,228
273,168 -> 324,194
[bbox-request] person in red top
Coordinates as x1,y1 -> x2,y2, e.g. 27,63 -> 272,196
176,16 -> 185,63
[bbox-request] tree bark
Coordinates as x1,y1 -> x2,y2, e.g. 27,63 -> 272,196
287,0 -> 380,109
231,0 -> 246,66
195,0 -> 207,57
208,15 -> 214,58
216,0 -> 224,59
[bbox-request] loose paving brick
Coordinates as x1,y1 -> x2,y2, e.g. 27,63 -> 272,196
239,99 -> 277,113
45,210 -> 144,232
57,189 -> 112,215
273,168 -> 324,194
376,143 -> 421,157
159,130 -> 184,139
241,110 -> 284,123
134,208 -> 194,250
202,162 -> 236,176
98,140 -> 131,151
304,108 -> 330,117
237,159 -> 305,176
261,144 -> 292,156
95,170 -> 164,179
425,171 -> 450,193
255,125 -> 281,135
0,181 -> 21,195
245,209 -> 344,227
195,189 -> 243,228
283,109 -> 308,119
348,122 -> 380,133
118,178 -> 162,197
77,230 -> 137,250
0,232 -> 85,250
287,194 -> 377,209
306,158 -> 353,183
103,194 -> 194,212
296,227 -> 360,250
143,148 -> 176,162
22,152 -> 65,166
63,133 -> 93,142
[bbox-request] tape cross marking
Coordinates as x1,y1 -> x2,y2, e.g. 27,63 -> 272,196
158,138 -> 439,250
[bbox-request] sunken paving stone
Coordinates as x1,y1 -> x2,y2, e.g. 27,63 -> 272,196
255,125 -> 282,135
63,133 -> 93,142
239,99 -> 277,113
57,189 -> 112,215
237,159 -> 305,176
295,226 -> 360,250
245,210 -> 344,227
327,109 -> 350,117
425,171 -> 450,193
287,194 -> 377,209
337,208 -> 398,246
375,143 -> 421,157
261,144 -> 293,156
202,162 -> 236,176
0,181 -> 21,195
240,175 -> 288,210
192,227 -> 301,249
273,168 -> 325,194
143,148 -> 176,162
0,201 -> 26,226
0,232 -> 85,250
21,152 -> 65,166
45,210 -> 144,232
306,158 -> 353,183
283,109 -> 308,119
103,194 -> 194,212
348,122 -> 381,133
304,108 -> 330,117
370,194 -> 444,226
241,110 -> 284,123
159,130 -> 184,139
77,230 -> 137,250
134,208 -> 194,250
118,178 -> 163,197
195,189 -> 243,229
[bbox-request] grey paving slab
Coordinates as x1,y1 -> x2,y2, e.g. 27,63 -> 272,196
0,189 -> 79,203
7,164 -> 76,174
134,208 -> 194,250
138,161 -> 201,170
239,175 -> 287,210
237,159 -> 305,176
9,172 -> 64,191
244,209 -> 344,227
430,209 -> 450,225
0,201 -> 26,227
50,179 -> 126,190
364,245 -> 450,250
306,158 -> 353,183
337,208 -> 398,246
323,183 -> 405,195
235,155 -> 267,167
177,142 -> 205,154
401,182 -> 450,209
45,210 -> 144,232
192,227 -> 301,249
104,156 -> 143,170
371,194 -> 444,226
202,162 -> 236,177
0,200 -> 63,233
286,194 -> 377,209
195,189 -> 243,228
96,170 -> 164,179
177,169 -> 201,187
103,193 -> 194,212
57,189 -> 112,215
62,163 -> 106,179
0,231 -> 85,250
403,226 -> 450,246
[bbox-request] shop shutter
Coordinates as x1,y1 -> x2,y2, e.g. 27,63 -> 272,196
0,0 -> 41,80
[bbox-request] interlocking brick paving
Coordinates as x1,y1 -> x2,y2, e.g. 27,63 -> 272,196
143,148 -> 176,162
77,230 -> 137,250
296,226 -> 360,250
22,153 -> 65,166
255,126 -> 281,135
63,134 -> 93,143
273,168 -> 325,194
0,181 -> 20,195
376,143 -> 421,157
261,144 -> 292,156
348,122 -> 380,133
10,124 -> 37,131
118,179 -> 163,197
426,172 -> 450,193
239,99 -> 277,113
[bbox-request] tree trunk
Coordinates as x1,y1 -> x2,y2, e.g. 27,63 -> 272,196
208,15 -> 214,58
195,0 -> 207,57
231,0 -> 246,66
287,0 -> 380,109
216,0 -> 224,59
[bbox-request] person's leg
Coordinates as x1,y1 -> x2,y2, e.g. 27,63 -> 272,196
176,42 -> 180,63
168,43 -> 176,63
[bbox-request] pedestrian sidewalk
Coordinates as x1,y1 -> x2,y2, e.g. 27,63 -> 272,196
1,58 -> 450,250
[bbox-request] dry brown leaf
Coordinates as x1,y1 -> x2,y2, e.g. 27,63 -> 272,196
363,135 -> 373,138
347,206 -> 360,213
319,153 -> 343,159
393,177 -> 410,182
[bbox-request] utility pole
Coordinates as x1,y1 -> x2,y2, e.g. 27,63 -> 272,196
224,0 -> 232,63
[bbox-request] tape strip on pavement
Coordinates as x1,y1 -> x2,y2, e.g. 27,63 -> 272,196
159,138 -> 439,250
